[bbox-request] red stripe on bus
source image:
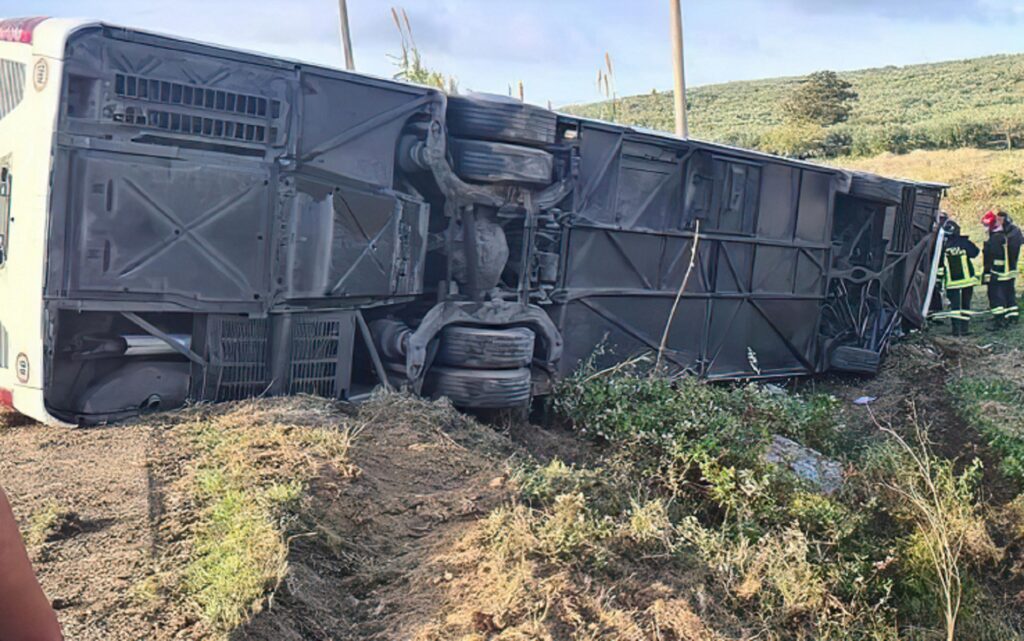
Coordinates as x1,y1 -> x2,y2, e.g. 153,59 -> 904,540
0,388 -> 12,408
0,17 -> 48,44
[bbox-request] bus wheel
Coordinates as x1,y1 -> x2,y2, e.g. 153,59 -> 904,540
446,93 -> 557,147
423,366 -> 532,409
435,325 -> 535,370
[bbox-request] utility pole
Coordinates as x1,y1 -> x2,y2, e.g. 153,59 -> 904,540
669,0 -> 688,137
338,0 -> 355,71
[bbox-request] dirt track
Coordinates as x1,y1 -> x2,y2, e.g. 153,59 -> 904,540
0,420 -> 184,640
0,397 -> 521,641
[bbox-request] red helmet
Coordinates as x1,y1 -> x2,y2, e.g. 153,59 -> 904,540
982,210 -> 998,229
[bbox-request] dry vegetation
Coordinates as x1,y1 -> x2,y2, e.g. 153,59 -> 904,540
5,145 -> 1024,638
839,147 -> 1024,241
5,330 -> 1024,640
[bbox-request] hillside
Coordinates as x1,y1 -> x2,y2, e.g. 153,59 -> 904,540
838,147 -> 1024,239
565,54 -> 1024,156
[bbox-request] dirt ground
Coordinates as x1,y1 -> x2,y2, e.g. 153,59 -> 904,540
1,332 -> 1021,640
0,397 -> 528,641
0,418 -> 188,639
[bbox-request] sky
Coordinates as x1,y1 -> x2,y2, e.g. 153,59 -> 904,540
5,0 -> 1024,107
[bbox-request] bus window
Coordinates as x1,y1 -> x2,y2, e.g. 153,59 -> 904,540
0,167 -> 9,266
0,59 -> 26,120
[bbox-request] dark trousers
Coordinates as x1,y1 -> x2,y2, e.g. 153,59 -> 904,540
988,279 -> 1015,323
947,287 -> 973,335
930,284 -> 944,313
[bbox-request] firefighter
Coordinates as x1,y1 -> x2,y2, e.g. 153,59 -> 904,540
936,219 -> 979,335
981,210 -> 1020,329
997,211 -> 1022,323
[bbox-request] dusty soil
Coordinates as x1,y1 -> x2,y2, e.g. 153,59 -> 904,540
0,417 -> 195,639
818,335 -> 1019,502
2,332 -> 1022,640
0,398 -> 530,641
233,398 -> 519,640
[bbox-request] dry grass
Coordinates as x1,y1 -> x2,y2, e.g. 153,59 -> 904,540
24,499 -> 66,547
838,148 -> 1024,242
417,511 -> 719,641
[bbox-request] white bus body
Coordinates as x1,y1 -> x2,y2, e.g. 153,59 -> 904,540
0,18 -> 89,424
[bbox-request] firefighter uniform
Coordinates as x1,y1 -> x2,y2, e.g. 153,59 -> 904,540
936,225 -> 979,335
1002,215 -> 1023,323
982,211 -> 1021,328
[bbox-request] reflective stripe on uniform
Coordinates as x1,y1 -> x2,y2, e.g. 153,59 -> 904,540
992,243 -> 1018,281
944,250 -> 979,289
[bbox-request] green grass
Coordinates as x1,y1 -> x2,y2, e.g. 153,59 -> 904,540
476,360 -> 1015,639
174,398 -> 355,633
564,54 -> 1024,157
948,375 -> 1024,487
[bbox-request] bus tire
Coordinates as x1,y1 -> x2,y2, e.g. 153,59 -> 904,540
450,138 -> 553,186
424,366 -> 532,409
447,93 -> 557,147
436,325 -> 535,369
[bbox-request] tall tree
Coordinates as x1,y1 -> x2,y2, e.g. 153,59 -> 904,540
783,71 -> 858,127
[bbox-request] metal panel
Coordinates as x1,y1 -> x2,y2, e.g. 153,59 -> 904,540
796,170 -> 835,243
563,228 -> 663,291
756,164 -> 799,240
283,178 -> 429,300
64,150 -> 272,303
61,27 -> 292,154
297,69 -> 431,186
556,131 -> 836,379
288,312 -> 355,399
204,316 -> 271,402
556,296 -> 707,376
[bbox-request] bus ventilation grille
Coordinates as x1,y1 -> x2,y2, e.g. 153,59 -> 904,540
289,317 -> 343,398
112,73 -> 280,146
0,60 -> 25,121
135,110 -> 268,144
210,317 -> 270,402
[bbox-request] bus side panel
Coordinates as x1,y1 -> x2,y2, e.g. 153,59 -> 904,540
0,39 -> 65,423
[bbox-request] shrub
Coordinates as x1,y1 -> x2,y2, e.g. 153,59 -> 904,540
872,422 -> 999,641
761,121 -> 829,158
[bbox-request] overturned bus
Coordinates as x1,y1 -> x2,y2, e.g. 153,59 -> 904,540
0,18 -> 944,425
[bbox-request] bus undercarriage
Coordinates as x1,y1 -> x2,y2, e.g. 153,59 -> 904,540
7,23 -> 943,424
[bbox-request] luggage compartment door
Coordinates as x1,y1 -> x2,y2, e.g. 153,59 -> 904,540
61,150 -> 273,305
